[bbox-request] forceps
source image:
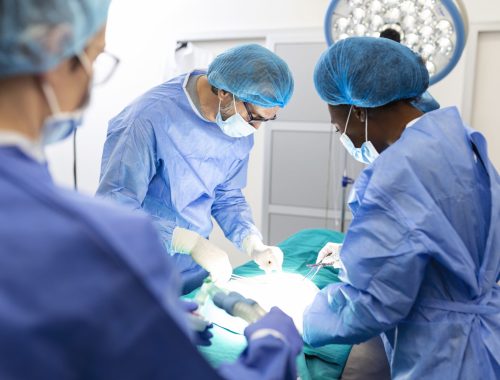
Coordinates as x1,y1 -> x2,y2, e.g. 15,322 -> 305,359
302,253 -> 333,282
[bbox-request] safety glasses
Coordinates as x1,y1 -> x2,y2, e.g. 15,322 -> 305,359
92,51 -> 120,86
243,102 -> 277,124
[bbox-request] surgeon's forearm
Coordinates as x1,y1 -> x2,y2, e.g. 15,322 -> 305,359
149,216 -> 176,254
212,191 -> 261,250
96,189 -> 144,212
303,284 -> 391,346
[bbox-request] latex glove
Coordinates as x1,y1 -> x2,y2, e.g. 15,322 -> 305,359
245,307 -> 302,357
172,227 -> 232,284
243,235 -> 284,273
316,242 -> 343,268
181,300 -> 213,346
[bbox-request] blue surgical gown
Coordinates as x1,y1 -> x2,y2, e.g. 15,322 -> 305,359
303,107 -> 500,379
97,70 -> 261,285
0,146 -> 298,380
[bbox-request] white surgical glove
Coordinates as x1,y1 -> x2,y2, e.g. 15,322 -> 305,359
243,235 -> 284,273
172,227 -> 232,284
316,242 -> 343,268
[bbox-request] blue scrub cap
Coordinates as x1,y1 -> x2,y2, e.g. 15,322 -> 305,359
314,37 -> 429,108
0,0 -> 111,77
207,44 -> 294,108
410,91 -> 440,113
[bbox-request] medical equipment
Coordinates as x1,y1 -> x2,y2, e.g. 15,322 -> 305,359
303,254 -> 334,282
304,241 -> 344,281
302,264 -> 325,282
202,282 -> 268,324
340,169 -> 355,232
73,130 -> 78,190
192,229 -> 352,379
323,0 -> 468,85
196,273 -> 320,335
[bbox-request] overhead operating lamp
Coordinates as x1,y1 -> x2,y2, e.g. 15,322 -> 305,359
324,0 -> 468,84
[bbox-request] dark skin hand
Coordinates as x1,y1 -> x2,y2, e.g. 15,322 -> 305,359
328,100 -> 424,153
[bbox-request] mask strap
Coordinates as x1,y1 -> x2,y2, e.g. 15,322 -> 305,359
40,81 -> 61,115
365,109 -> 368,142
344,105 -> 354,135
232,93 -> 239,114
77,51 -> 93,77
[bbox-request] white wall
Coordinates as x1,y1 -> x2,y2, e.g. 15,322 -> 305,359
429,0 -> 500,171
469,29 -> 500,169
429,1 -> 500,112
169,0 -> 330,34
45,0 -> 500,265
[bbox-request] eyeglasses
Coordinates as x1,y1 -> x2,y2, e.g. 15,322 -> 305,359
243,102 -> 277,124
92,51 -> 120,86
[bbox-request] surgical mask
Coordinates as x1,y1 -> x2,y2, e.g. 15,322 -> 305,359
339,106 -> 379,164
215,95 -> 255,138
41,53 -> 92,145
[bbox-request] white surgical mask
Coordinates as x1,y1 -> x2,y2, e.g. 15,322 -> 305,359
41,53 -> 92,145
339,106 -> 379,164
215,95 -> 255,138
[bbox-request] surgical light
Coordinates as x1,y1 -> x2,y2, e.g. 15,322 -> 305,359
324,0 -> 468,84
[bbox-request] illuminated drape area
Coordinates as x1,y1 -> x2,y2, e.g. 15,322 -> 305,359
186,229 -> 352,380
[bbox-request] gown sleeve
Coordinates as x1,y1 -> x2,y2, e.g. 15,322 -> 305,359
303,185 -> 430,346
96,118 -> 176,250
211,157 -> 261,250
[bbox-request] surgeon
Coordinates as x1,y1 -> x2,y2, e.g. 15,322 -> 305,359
0,1 -> 303,378
303,37 -> 500,379
96,44 -> 293,291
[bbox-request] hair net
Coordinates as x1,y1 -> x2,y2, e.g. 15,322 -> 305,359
0,0 -> 111,77
207,44 -> 294,108
314,37 -> 429,108
410,91 -> 440,113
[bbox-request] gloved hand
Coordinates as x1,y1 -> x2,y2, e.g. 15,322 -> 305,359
245,307 -> 302,357
243,235 -> 284,273
181,300 -> 214,346
172,227 -> 232,284
316,242 -> 343,268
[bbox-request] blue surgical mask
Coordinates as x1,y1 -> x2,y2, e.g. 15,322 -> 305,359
41,53 -> 92,145
339,106 -> 379,164
215,95 -> 255,138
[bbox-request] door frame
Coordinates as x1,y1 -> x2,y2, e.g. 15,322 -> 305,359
462,22 -> 500,124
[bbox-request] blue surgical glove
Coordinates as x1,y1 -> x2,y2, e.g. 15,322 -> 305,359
244,307 -> 302,357
181,300 -> 214,346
